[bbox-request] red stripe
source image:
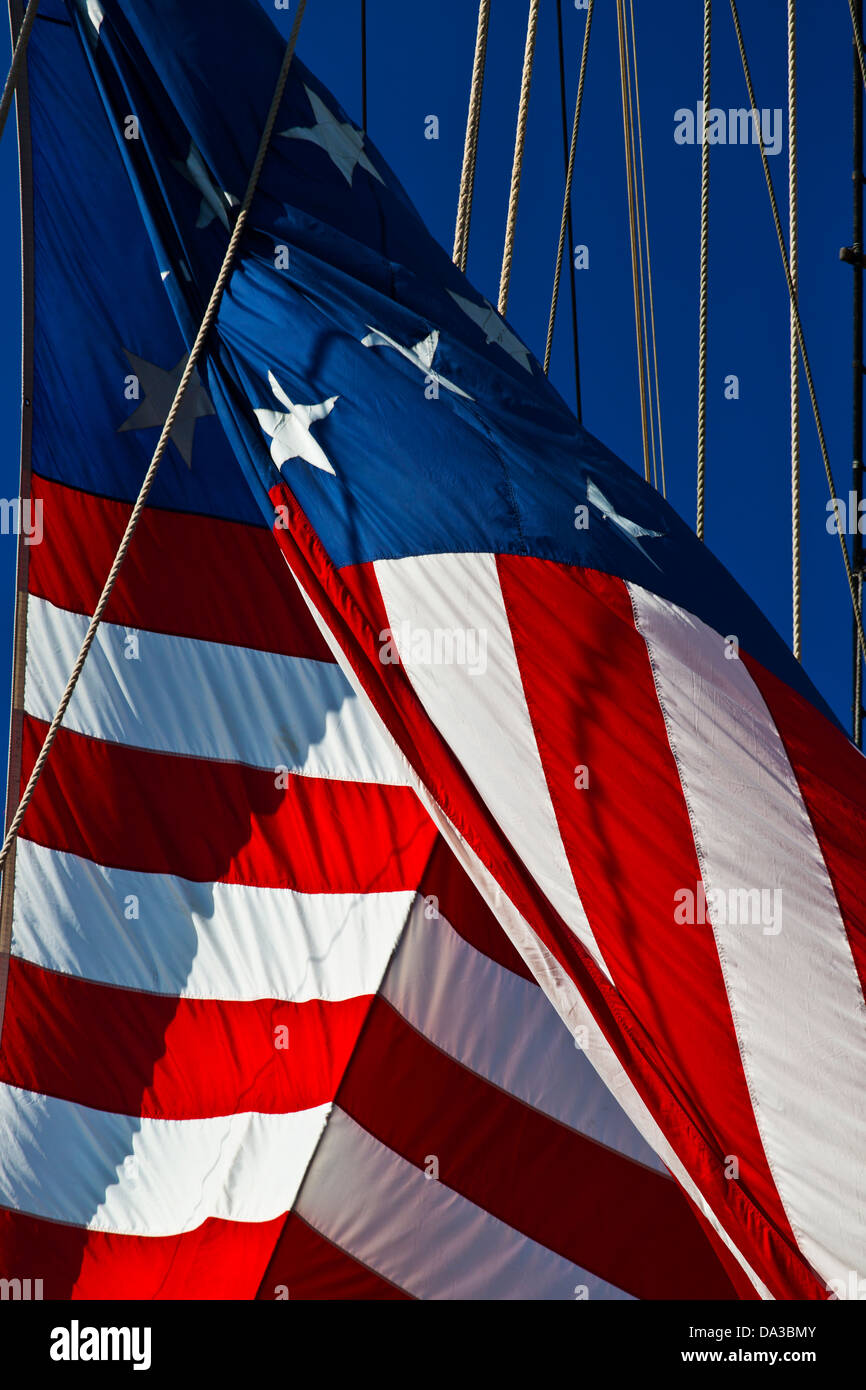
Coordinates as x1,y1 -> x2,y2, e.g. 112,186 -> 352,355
496,558 -> 800,1251
28,472 -> 332,659
744,655 -> 866,1001
19,715 -> 436,891
338,996 -> 738,1300
0,1206 -> 284,1299
417,836 -> 535,982
266,489 -> 826,1298
0,958 -> 371,1119
256,1214 -> 412,1301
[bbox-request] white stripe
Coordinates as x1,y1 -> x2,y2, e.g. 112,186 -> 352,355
630,583 -> 866,1291
296,1107 -> 632,1300
284,558 -> 771,1297
24,594 -> 407,783
11,839 -> 413,1003
373,552 -> 610,977
382,895 -> 666,1171
0,1083 -> 329,1235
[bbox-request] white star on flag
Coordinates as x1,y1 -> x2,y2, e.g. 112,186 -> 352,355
118,350 -> 215,469
84,0 -> 105,37
172,141 -> 239,231
586,478 -> 664,569
281,86 -> 384,187
448,291 -> 532,373
254,371 -> 339,475
361,326 -> 473,400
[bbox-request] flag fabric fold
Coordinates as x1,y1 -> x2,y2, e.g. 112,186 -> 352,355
0,0 -> 744,1301
1,0 -> 864,1300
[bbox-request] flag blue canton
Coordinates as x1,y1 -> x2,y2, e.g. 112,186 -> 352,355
58,0 -> 831,717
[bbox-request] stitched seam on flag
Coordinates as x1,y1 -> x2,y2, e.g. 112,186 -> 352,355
29,468 -> 271,531
22,605 -> 360,771
492,561 -> 779,1249
2,956 -> 380,1031
24,590 -> 325,662
381,985 -> 674,1182
747,684 -> 866,1035
468,414 -> 530,556
494,555 -> 622,984
626,583 -> 809,1263
640,593 -> 866,1287
0,1200 -> 99,1232
267,506 -> 814,1294
742,654 -> 866,1022
18,709 -> 396,788
262,1212 -> 417,1301
327,1098 -> 631,1298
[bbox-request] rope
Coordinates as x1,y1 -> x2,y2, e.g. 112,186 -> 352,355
697,0 -> 711,539
544,0 -> 594,380
850,0 -> 866,94
360,0 -> 367,129
730,0 -> 866,665
0,0 -> 308,882
453,0 -> 491,272
0,0 -> 39,147
498,0 -> 540,315
624,0 -> 657,490
616,0 -> 650,484
788,0 -> 801,661
551,0 -> 585,420
629,0 -> 666,497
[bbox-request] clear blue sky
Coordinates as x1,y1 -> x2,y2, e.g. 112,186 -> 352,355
0,0 -> 860,766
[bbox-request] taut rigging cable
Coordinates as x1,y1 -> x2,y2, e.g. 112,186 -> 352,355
628,0 -> 666,497
730,0 -> 866,664
616,0 -> 651,485
498,0 -> 540,315
788,0 -> 802,662
546,0 -> 590,422
696,0 -> 711,539
453,0 -> 491,273
0,0 -> 38,147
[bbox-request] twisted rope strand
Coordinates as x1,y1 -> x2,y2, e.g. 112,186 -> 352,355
544,0 -> 594,377
498,0 -> 540,314
730,0 -> 866,663
0,0 -> 39,146
697,0 -> 711,538
453,0 -> 491,272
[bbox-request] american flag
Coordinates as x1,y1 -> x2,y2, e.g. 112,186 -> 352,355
0,0 -> 863,1301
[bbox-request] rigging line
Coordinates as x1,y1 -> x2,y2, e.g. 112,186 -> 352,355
547,0 -> 590,422
616,0 -> 651,484
498,0 -> 540,315
360,0 -> 367,130
545,0 -> 593,394
697,0 -> 711,539
730,0 -> 866,664
0,0 -> 38,147
624,0 -> 657,490
852,0 -> 864,746
0,0 -> 309,886
629,0 -> 666,498
788,0 -> 801,662
452,0 -> 491,273
555,0 -> 582,420
849,0 -> 866,94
